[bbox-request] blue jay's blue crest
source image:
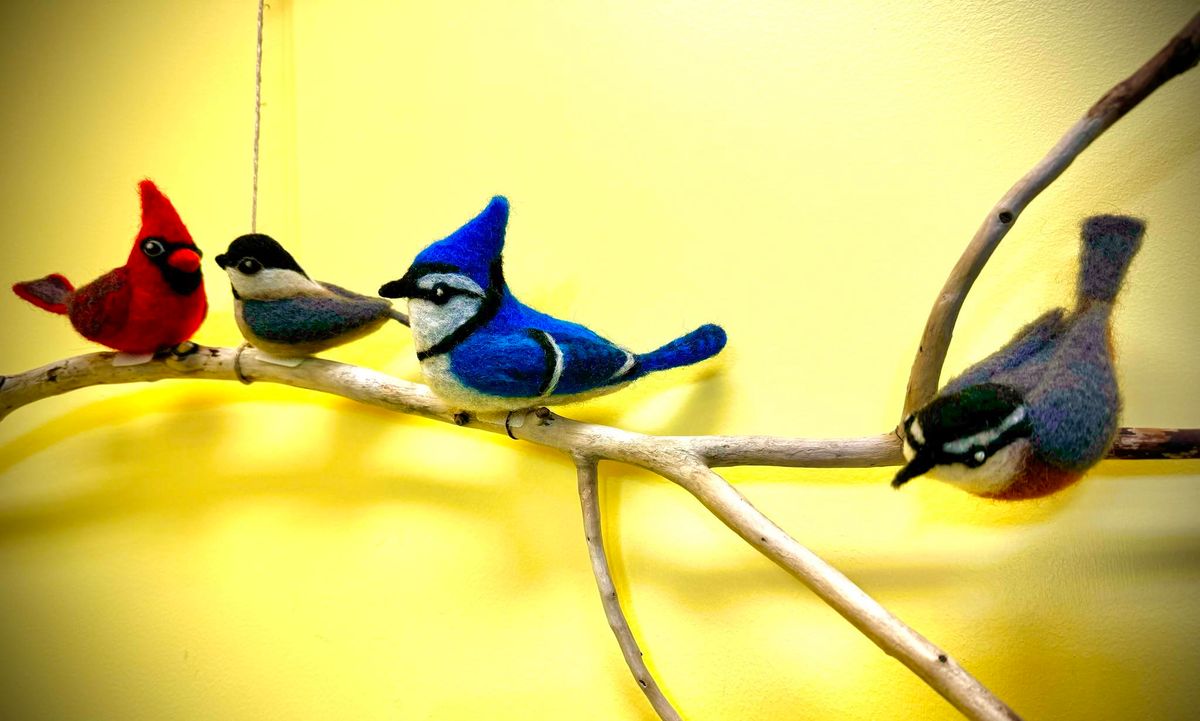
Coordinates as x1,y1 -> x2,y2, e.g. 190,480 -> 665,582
381,196 -> 727,412
412,196 -> 510,291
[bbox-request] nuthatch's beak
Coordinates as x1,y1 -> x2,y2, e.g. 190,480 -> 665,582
379,270 -> 418,299
168,248 -> 202,273
214,253 -> 229,269
891,454 -> 936,488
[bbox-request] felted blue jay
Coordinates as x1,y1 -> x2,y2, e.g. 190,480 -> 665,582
893,215 -> 1144,500
216,234 -> 407,365
379,196 -> 727,412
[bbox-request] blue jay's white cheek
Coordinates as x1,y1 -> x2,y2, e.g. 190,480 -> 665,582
930,439 -> 1030,496
408,295 -> 483,355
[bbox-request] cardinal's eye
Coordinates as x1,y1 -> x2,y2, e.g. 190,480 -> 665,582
432,283 -> 450,304
238,257 -> 262,275
141,239 -> 166,257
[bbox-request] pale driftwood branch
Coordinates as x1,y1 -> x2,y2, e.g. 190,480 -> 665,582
6,349 -> 1195,719
575,457 -> 684,721
902,11 -> 1200,418
0,346 -> 1025,719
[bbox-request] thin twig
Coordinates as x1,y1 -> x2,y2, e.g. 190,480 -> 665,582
902,11 -> 1200,418
575,457 -> 684,721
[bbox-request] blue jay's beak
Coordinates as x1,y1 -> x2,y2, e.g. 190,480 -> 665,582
379,270 -> 418,299
892,454 -> 936,488
214,253 -> 228,269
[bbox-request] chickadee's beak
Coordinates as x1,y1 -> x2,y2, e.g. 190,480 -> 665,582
379,270 -> 418,299
168,248 -> 202,273
214,253 -> 228,269
891,454 -> 936,489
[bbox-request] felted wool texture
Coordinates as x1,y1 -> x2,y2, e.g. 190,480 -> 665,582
389,196 -> 727,411
240,283 -> 394,349
12,273 -> 74,314
1025,304 -> 1120,471
908,213 -> 1143,496
1078,215 -> 1144,305
11,181 -> 206,354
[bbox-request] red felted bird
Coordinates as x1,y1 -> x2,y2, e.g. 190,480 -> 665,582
12,180 -> 207,364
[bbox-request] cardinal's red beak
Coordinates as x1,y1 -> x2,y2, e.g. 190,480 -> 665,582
168,248 -> 202,273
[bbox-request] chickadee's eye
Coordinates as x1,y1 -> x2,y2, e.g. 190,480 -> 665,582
238,257 -> 262,275
141,239 -> 165,257
432,283 -> 450,304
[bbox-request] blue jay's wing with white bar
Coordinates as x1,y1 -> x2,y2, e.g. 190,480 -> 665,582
242,291 -> 393,345
448,326 -> 632,399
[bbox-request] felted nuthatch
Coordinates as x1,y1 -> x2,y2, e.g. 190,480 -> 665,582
893,215 -> 1144,500
216,234 -> 406,364
379,196 -> 727,412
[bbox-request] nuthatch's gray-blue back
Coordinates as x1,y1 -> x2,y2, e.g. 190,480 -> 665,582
894,215 -> 1144,500
216,234 -> 407,365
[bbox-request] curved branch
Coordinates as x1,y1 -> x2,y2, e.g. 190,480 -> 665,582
2,345 -> 1197,718
575,457 -> 683,721
903,11 -> 1200,417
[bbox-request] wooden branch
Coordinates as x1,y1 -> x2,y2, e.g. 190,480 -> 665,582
6,347 -> 1193,717
902,11 -> 1200,418
575,457 -> 683,721
0,346 -> 1023,718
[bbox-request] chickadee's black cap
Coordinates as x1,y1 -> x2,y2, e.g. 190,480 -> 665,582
216,234 -> 308,277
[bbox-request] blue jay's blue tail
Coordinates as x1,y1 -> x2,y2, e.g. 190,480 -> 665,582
635,324 -> 727,375
1078,215 -> 1144,306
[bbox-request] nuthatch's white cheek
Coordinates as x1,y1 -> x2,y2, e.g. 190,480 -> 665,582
930,439 -> 1031,496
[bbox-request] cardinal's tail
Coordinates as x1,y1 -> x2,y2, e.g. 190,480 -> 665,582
1078,215 -> 1144,306
635,324 -> 727,375
13,274 -> 74,314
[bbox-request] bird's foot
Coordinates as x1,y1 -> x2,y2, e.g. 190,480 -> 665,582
453,411 -> 471,426
168,341 -> 201,359
111,352 -> 155,367
256,353 -> 306,368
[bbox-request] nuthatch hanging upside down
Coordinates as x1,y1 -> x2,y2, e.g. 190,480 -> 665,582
379,196 -> 727,412
216,234 -> 407,364
893,215 -> 1144,500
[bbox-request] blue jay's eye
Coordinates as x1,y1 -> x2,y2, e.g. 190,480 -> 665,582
238,257 -> 263,275
141,239 -> 165,257
432,283 -> 451,304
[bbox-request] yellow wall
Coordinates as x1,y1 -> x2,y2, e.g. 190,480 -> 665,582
1,1 -> 1198,719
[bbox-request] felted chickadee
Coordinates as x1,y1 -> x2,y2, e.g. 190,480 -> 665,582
379,196 -> 726,412
12,180 -> 207,366
216,234 -> 407,365
893,215 -> 1144,500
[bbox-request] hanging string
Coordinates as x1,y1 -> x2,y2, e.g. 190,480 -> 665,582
250,0 -> 265,232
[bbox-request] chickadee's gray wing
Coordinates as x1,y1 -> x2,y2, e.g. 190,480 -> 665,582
242,293 -> 394,345
942,308 -> 1068,396
321,282 -> 408,325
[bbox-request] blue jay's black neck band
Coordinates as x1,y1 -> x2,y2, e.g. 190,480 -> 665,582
416,259 -> 505,361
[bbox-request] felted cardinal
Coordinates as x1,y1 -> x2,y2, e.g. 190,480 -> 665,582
12,180 -> 207,364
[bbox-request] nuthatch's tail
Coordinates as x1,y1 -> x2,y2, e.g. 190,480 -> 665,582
1078,215 -> 1144,306
635,324 -> 727,375
13,274 -> 74,314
